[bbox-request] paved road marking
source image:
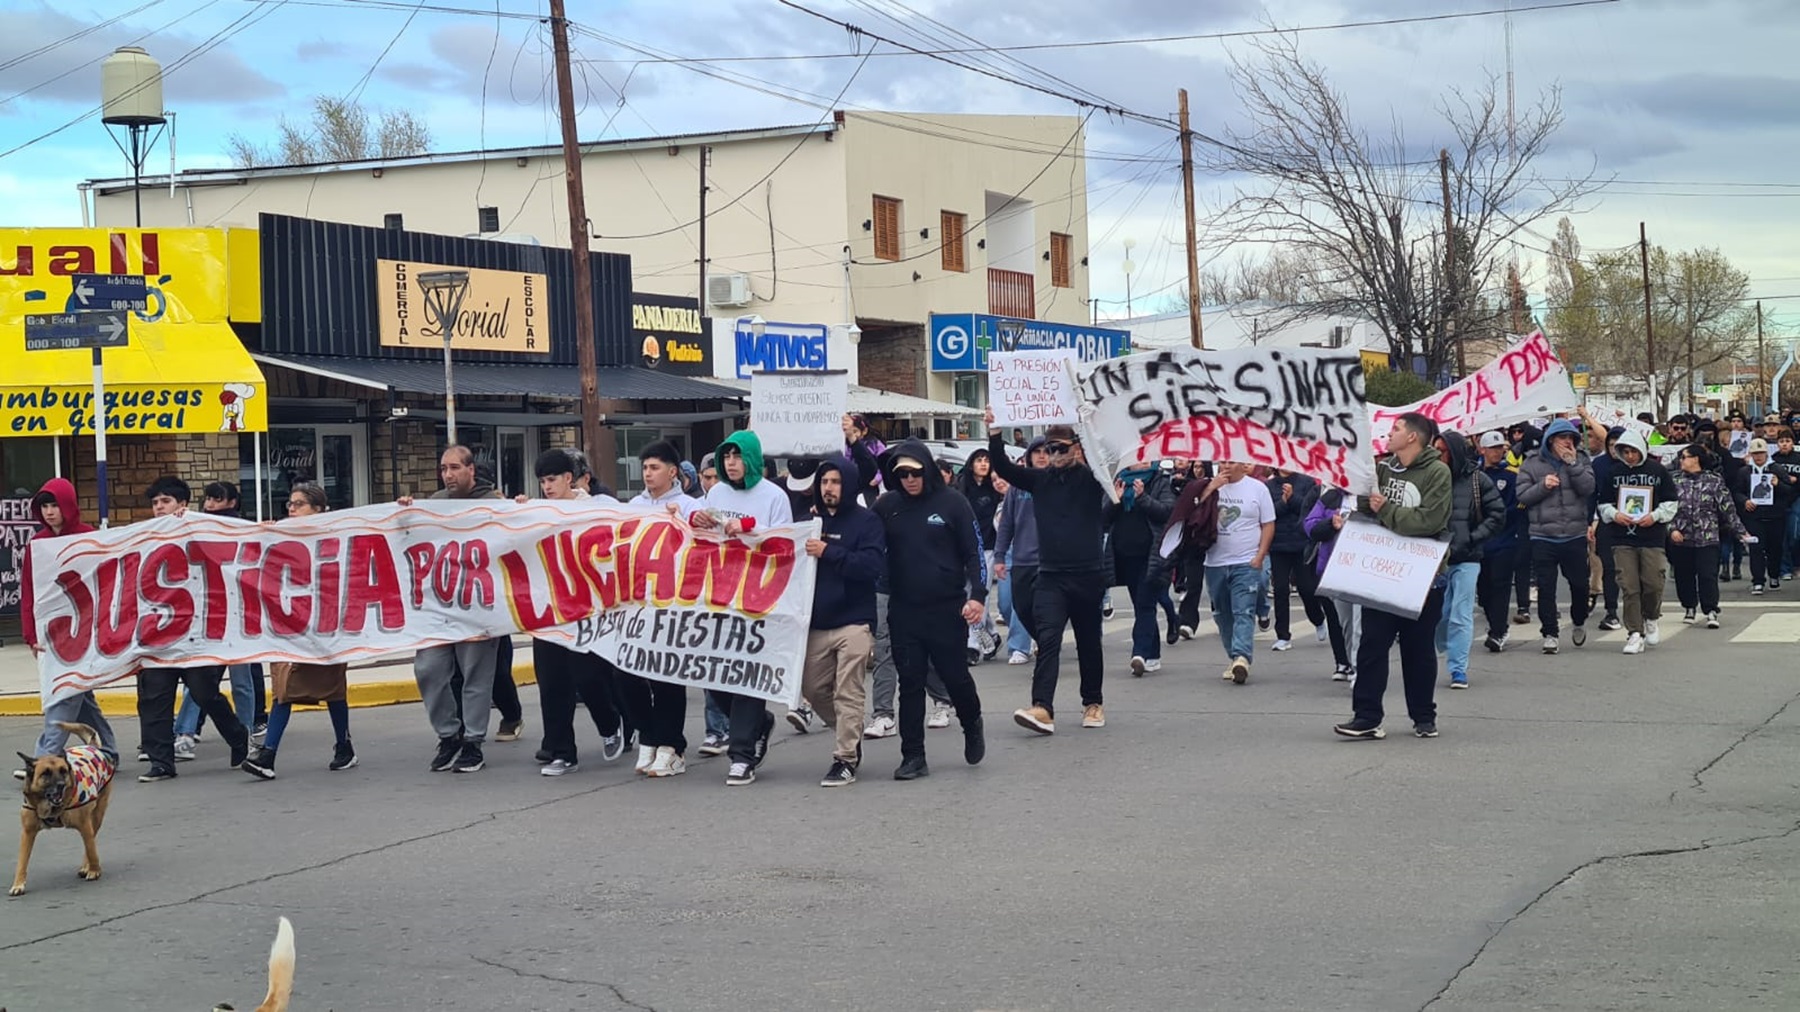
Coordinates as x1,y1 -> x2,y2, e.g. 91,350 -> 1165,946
1730,612 -> 1800,643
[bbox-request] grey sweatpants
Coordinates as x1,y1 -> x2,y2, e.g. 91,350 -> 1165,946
869,592 -> 952,717
35,690 -> 118,757
414,638 -> 499,744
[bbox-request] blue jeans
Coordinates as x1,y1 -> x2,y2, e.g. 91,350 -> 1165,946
703,690 -> 730,736
1784,500 -> 1800,576
1434,561 -> 1480,678
35,690 -> 118,757
999,553 -> 1033,655
175,663 -> 258,736
1205,564 -> 1262,662
1256,559 -> 1272,620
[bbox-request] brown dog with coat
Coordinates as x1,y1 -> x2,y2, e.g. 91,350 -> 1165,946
12,721 -> 115,897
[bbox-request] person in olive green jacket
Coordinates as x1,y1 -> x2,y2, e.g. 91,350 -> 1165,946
1335,411 -> 1454,741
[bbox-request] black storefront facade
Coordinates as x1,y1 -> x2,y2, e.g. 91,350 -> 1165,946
241,213 -> 742,514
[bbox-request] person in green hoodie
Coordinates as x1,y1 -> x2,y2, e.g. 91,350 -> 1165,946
1335,412 -> 1453,741
691,429 -> 793,786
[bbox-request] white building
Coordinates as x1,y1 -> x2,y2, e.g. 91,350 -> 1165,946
1120,303 -> 1387,356
85,111 -> 1097,413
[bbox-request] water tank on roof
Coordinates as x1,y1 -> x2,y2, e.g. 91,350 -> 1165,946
101,47 -> 166,126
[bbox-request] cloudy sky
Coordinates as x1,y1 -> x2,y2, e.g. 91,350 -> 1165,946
4,0 -> 1797,332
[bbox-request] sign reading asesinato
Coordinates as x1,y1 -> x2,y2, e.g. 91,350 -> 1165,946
377,259 -> 549,354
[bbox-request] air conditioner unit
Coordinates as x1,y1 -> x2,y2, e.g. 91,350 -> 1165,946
708,272 -> 751,308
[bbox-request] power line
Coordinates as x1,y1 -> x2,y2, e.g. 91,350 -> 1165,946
0,0 -> 168,73
0,0 -> 224,106
342,0 -> 428,105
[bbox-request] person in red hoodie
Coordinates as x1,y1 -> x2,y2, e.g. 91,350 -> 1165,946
14,478 -> 118,778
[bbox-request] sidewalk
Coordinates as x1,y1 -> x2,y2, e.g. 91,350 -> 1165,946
0,640 -> 538,717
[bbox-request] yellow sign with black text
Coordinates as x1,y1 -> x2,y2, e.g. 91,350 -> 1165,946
376,259 -> 549,354
1,227 -> 266,437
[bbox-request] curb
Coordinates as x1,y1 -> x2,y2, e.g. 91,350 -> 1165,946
0,664 -> 538,718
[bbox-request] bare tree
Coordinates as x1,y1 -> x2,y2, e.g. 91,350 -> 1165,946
226,96 -> 432,168
1200,34 -> 1596,376
1545,217 -> 1755,415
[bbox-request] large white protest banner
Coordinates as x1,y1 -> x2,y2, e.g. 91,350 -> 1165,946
1370,331 -> 1576,450
988,349 -> 1079,426
751,370 -> 849,456
1315,514 -> 1449,619
1071,346 -> 1377,495
31,502 -> 817,707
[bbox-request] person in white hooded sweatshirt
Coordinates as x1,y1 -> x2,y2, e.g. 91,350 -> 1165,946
691,429 -> 793,785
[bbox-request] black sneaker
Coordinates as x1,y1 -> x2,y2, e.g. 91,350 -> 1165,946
893,756 -> 930,780
138,764 -> 177,783
229,737 -> 250,770
329,739 -> 358,772
1258,614 -> 1272,631
452,742 -> 485,773
821,760 -> 857,787
1165,623 -> 1180,645
534,746 -> 552,763
1598,615 -> 1622,631
495,718 -> 524,742
1772,577 -> 1782,590
1413,722 -> 1439,738
430,737 -> 463,772
1483,632 -> 1503,652
963,716 -> 986,766
241,747 -> 277,780
1333,719 -> 1386,739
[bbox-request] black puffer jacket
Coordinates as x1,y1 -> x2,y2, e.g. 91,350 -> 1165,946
1266,471 -> 1318,554
1443,431 -> 1507,564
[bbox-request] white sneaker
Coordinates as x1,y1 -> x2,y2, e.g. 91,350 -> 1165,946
1622,632 -> 1645,655
173,734 -> 197,762
1130,655 -> 1146,676
1706,611 -> 1721,629
1316,626 -> 1328,643
1541,636 -> 1559,654
1007,650 -> 1031,665
645,746 -> 686,777
634,744 -> 655,774
1272,639 -> 1293,652
1644,619 -> 1660,646
927,701 -> 953,729
540,759 -> 577,776
1178,625 -> 1195,640
725,762 -> 755,786
1144,657 -> 1163,672
864,715 -> 897,738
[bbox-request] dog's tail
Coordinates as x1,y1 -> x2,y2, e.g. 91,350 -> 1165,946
52,722 -> 100,750
253,917 -> 296,1012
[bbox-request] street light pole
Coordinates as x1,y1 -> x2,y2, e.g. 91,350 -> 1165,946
417,270 -> 471,445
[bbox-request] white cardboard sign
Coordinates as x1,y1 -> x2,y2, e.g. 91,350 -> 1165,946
750,371 -> 849,457
988,349 -> 1079,427
1315,514 -> 1448,620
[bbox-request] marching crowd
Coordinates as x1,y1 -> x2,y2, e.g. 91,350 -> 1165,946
16,404 -> 1799,785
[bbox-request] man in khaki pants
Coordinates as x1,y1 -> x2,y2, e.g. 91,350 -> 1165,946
798,456 -> 887,787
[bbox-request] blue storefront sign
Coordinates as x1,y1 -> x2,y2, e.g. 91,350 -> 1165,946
928,313 -> 1128,372
734,320 -> 831,379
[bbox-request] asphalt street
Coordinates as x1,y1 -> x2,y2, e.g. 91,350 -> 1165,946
3,585 -> 1799,1011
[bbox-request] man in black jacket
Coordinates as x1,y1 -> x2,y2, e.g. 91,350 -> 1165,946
1265,469 -> 1326,652
800,457 -> 887,788
873,440 -> 988,780
984,407 -> 1109,734
1106,461 -> 1176,674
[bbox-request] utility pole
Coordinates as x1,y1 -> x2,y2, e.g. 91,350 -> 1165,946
548,0 -> 602,458
1440,149 -> 1461,377
1757,299 -> 1766,414
1640,222 -> 1656,413
1178,89 -> 1203,349
698,146 -> 711,318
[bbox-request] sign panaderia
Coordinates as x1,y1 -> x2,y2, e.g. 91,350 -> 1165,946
1,228 -> 266,437
632,292 -> 710,375
930,313 -> 1129,372
377,259 -> 549,354
32,501 -> 819,708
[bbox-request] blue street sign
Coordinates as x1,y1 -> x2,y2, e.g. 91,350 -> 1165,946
928,313 -> 1129,372
70,274 -> 148,313
23,312 -> 129,351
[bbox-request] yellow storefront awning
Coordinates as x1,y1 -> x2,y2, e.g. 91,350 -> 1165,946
1,322 -> 266,437
1,227 -> 267,438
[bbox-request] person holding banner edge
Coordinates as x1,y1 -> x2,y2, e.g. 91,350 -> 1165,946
982,408 -> 1110,735
626,440 -> 704,777
1334,413 -> 1453,741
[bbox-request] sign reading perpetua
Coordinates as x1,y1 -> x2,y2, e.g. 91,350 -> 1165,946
377,259 -> 549,354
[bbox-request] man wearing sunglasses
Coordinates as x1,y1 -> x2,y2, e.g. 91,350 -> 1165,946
984,407 -> 1109,735
872,440 -> 988,780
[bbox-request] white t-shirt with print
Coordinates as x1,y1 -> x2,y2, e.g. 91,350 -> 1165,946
1205,477 -> 1276,568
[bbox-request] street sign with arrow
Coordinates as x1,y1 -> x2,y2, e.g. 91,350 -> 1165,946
23,312 -> 129,351
70,273 -> 148,313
